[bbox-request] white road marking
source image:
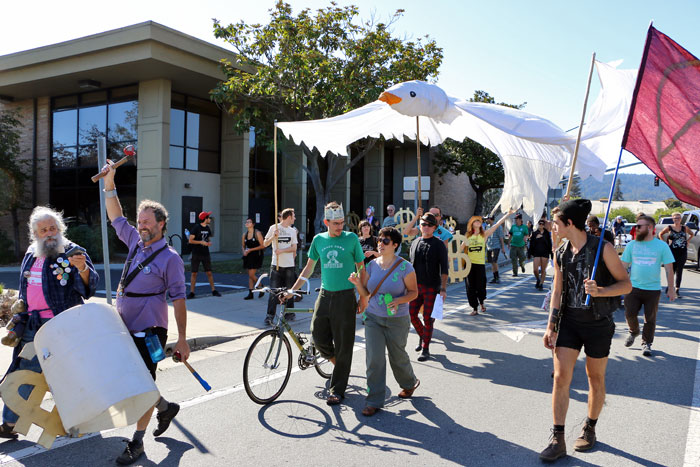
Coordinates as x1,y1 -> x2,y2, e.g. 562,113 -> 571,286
490,320 -> 549,342
683,332 -> 700,467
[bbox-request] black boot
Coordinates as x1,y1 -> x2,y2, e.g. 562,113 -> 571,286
244,290 -> 254,300
415,336 -> 423,352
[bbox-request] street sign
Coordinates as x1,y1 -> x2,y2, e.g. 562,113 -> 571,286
403,191 -> 430,200
403,176 -> 431,191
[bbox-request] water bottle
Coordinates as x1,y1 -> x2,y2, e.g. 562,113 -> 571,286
184,228 -> 190,238
144,332 -> 165,363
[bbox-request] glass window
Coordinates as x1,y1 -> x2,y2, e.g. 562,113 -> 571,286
81,91 -> 107,106
186,148 -> 198,171
52,147 -> 77,169
53,95 -> 78,111
78,145 -> 98,168
170,146 -> 184,169
197,150 -> 219,173
186,112 -> 200,149
79,105 -> 106,145
110,85 -> 138,102
109,101 -> 138,142
53,109 -> 77,147
170,109 -> 185,146
197,114 -> 219,151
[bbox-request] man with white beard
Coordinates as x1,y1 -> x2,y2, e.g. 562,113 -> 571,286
0,206 -> 98,439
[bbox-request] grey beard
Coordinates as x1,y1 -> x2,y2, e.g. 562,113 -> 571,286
139,230 -> 155,243
34,234 -> 66,258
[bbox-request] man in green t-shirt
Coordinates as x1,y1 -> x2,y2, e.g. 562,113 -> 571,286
509,213 -> 530,276
285,201 -> 365,406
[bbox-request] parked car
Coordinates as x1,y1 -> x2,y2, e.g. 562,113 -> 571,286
614,222 -> 635,255
655,216 -> 674,238
681,210 -> 700,268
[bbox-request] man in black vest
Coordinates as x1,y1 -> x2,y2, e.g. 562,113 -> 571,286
540,199 -> 631,462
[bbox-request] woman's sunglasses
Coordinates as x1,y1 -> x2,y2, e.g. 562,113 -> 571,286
379,237 -> 392,245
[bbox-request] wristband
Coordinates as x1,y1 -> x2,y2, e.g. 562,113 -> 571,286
79,265 -> 89,273
104,188 -> 117,198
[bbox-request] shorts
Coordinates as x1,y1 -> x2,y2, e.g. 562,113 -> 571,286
132,327 -> 168,380
191,253 -> 212,272
556,316 -> 614,358
486,249 -> 500,263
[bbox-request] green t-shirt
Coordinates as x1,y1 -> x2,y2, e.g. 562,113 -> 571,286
621,238 -> 675,290
509,224 -> 529,248
308,231 -> 365,291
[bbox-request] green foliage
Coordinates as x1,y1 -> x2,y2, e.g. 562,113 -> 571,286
612,179 -> 623,201
65,224 -> 119,263
432,91 -> 524,215
610,207 -> 635,223
0,110 -> 29,215
567,176 -> 582,199
664,198 -> 682,209
0,230 -> 14,264
654,206 -> 679,220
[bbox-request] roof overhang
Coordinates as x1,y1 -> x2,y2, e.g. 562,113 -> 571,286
0,21 -> 242,101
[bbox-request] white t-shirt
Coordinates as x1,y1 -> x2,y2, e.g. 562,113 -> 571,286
265,223 -> 298,267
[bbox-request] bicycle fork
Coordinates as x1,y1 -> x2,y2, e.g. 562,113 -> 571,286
263,330 -> 285,370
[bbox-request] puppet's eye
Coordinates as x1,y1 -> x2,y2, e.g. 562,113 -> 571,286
410,91 -> 416,97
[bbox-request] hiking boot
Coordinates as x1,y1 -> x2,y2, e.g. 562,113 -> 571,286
642,343 -> 652,357
116,440 -> 145,465
284,312 -> 296,321
153,402 -> 180,437
0,423 -> 18,439
624,333 -> 638,347
417,349 -> 430,362
539,429 -> 566,462
187,292 -> 195,300
212,290 -> 222,297
574,423 -> 596,452
398,379 -> 420,399
243,291 -> 254,300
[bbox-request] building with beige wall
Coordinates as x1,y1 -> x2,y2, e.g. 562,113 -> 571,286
0,21 -> 476,259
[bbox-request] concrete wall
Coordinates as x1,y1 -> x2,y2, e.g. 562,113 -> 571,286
434,171 -> 477,223
219,113 -> 249,254
166,170 -> 221,251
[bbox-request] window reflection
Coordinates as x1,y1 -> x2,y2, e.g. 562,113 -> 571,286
186,148 -> 198,171
78,145 -> 98,167
52,147 -> 77,168
79,106 -> 106,145
170,109 -> 185,146
53,109 -> 77,147
109,101 -> 138,142
170,146 -> 184,169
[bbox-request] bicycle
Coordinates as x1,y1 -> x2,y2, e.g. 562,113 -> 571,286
242,274 -> 332,404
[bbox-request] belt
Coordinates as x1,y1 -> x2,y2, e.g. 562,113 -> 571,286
319,288 -> 355,295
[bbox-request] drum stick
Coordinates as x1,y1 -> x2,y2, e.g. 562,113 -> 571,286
91,145 -> 136,183
174,351 -> 211,391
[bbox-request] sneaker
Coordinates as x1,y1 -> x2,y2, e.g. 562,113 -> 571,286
417,349 -> 430,362
624,333 -> 638,347
116,440 -> 145,465
0,423 -> 18,439
642,343 -> 652,357
398,379 -> 420,399
539,429 -> 566,462
212,290 -> 222,297
153,402 -> 180,437
284,312 -> 296,321
574,423 -> 596,452
187,292 -> 195,300
521,265 -> 526,273
264,316 -> 273,326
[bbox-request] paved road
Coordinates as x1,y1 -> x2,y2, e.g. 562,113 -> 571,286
1,265 -> 699,466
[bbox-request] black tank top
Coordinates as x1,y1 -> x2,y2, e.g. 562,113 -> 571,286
245,231 -> 263,256
667,227 -> 688,250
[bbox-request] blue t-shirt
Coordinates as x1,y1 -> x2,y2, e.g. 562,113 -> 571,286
365,257 -> 415,318
435,226 -> 453,242
621,238 -> 675,290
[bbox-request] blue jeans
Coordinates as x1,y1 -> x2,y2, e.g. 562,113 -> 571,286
2,318 -> 49,424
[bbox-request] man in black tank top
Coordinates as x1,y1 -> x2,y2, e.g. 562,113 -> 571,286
539,199 -> 631,462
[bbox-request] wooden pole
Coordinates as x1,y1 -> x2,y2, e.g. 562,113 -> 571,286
416,116 -> 422,209
565,52 -> 597,198
273,121 -> 279,271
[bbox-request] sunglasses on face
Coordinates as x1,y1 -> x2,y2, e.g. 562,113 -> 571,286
420,222 -> 435,227
379,237 -> 392,245
635,223 -> 650,229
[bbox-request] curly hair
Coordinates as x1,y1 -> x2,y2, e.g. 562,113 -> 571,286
138,199 -> 169,233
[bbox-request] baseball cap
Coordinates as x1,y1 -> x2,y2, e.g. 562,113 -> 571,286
199,211 -> 212,221
514,213 -> 523,219
420,212 -> 438,227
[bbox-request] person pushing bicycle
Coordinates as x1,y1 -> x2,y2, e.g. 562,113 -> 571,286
283,201 -> 366,406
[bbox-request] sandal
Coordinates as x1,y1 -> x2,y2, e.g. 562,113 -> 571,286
326,394 -> 343,406
480,304 -> 487,313
362,406 -> 380,416
470,309 -> 478,316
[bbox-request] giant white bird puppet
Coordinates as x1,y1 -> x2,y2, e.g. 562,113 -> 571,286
277,63 -> 634,219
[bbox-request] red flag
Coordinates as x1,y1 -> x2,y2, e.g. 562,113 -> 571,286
622,25 -> 700,207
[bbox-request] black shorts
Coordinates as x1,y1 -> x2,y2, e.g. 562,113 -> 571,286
486,249 -> 500,263
191,253 -> 212,272
556,316 -> 614,358
132,327 -> 168,380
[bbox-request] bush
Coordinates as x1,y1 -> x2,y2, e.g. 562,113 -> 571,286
65,223 -> 119,263
654,207 -> 679,220
0,230 -> 14,264
609,207 -> 636,223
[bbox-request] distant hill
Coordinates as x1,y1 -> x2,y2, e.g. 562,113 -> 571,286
580,174 -> 674,201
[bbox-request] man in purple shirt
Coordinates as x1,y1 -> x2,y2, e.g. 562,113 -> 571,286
101,161 -> 189,465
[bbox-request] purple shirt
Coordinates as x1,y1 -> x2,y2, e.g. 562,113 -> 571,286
112,216 -> 186,332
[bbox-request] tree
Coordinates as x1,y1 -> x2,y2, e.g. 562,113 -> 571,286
0,109 -> 30,261
432,91 -> 525,215
211,1 -> 443,232
609,206 -> 635,223
664,198 -> 682,209
567,175 -> 582,198
612,179 -> 623,201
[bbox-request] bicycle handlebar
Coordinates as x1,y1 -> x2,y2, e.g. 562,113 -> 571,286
252,274 -> 310,296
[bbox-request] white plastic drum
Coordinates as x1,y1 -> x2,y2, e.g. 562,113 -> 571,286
33,302 -> 159,434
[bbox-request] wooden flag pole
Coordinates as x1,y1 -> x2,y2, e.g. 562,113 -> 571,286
416,116 -> 422,209
273,121 -> 279,271
565,52 -> 597,198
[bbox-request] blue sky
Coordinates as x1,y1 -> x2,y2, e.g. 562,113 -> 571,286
4,0 -> 700,173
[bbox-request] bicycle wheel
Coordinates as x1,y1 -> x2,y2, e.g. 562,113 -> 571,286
312,344 -> 332,379
243,329 -> 292,404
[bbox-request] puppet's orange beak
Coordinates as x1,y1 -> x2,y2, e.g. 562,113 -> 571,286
378,92 -> 401,105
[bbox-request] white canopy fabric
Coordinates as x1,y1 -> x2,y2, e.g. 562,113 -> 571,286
277,67 -> 635,219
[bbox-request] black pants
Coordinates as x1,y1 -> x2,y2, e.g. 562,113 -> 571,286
132,327 -> 168,380
671,248 -> 687,289
465,263 -> 486,310
266,266 -> 297,318
624,288 -> 660,345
